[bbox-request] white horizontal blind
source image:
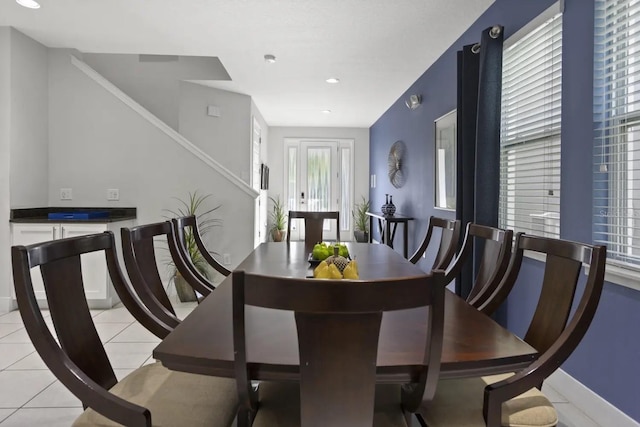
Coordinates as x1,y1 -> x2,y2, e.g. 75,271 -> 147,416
499,14 -> 563,238
594,0 -> 640,267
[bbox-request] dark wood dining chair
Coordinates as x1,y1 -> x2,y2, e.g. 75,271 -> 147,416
233,270 -> 446,427
122,220 -> 215,314
286,210 -> 340,251
418,233 -> 607,427
165,218 -> 218,297
409,216 -> 461,269
121,221 -> 182,331
12,232 -> 238,427
172,215 -> 232,277
443,223 -> 513,315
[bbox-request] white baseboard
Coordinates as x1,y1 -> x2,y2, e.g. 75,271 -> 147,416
547,369 -> 639,427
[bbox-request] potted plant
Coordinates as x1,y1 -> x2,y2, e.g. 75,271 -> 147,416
269,195 -> 287,242
165,191 -> 221,302
352,196 -> 370,243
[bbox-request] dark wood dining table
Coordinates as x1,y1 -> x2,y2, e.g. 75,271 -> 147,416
153,242 -> 536,382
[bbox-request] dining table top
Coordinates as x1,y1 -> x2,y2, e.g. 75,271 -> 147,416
153,242 -> 537,382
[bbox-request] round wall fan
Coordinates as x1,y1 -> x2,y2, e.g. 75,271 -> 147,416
388,140 -> 406,188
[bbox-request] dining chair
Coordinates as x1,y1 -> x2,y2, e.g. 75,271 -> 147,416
286,210 -> 340,251
172,215 -> 232,277
232,270 -> 447,427
418,233 -> 607,427
443,223 -> 513,315
12,232 -> 238,427
122,220 -> 215,310
164,219 -> 218,297
409,216 -> 461,269
121,221 -> 182,330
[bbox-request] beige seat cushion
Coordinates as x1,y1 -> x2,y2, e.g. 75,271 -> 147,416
73,362 -> 237,427
251,382 -> 408,427
420,373 -> 557,427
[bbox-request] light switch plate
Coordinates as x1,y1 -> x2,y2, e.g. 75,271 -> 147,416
60,188 -> 72,200
107,189 -> 120,201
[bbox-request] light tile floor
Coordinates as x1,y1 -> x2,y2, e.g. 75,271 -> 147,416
0,301 -> 602,427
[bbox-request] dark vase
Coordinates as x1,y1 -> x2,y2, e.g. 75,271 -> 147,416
381,194 -> 391,215
387,196 -> 396,216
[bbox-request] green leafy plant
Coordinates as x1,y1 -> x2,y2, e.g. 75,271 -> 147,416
164,190 -> 222,280
352,196 -> 370,233
269,195 -> 287,242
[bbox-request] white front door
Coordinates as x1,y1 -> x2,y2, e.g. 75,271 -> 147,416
284,138 -> 354,242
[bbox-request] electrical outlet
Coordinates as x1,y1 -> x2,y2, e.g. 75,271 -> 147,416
60,188 -> 72,200
223,253 -> 231,265
107,189 -> 120,201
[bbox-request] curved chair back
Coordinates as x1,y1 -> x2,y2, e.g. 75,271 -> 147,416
12,232 -> 166,424
444,223 -> 513,314
165,218 -> 217,298
12,232 -> 238,426
419,235 -> 606,426
480,234 -> 606,425
287,211 -> 340,252
233,270 -> 446,426
409,217 -> 461,270
172,215 -> 231,277
121,222 -> 181,329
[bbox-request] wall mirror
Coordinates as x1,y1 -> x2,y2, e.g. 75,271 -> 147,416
435,110 -> 457,210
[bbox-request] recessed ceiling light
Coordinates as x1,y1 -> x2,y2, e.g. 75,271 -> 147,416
326,78 -> 340,84
264,54 -> 276,63
16,0 -> 40,9
321,110 -> 332,114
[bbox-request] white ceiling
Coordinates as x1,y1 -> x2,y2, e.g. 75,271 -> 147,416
0,0 -> 495,128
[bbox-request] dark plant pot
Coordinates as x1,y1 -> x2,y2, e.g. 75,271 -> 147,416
174,273 -> 197,302
354,230 -> 369,243
272,229 -> 286,242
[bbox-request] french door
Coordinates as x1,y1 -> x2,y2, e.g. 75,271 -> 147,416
284,138 -> 354,242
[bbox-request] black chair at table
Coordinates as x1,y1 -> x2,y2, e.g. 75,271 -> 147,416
233,270 -> 447,427
418,233 -> 606,427
409,216 -> 461,269
287,210 -> 340,252
121,221 -> 182,330
172,215 -> 231,277
12,232 -> 238,427
443,223 -> 513,315
122,220 -> 216,311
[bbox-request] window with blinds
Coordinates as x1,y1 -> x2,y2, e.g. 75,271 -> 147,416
499,13 -> 563,238
594,0 -> 640,267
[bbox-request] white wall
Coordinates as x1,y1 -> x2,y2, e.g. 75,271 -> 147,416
267,127 -> 370,232
47,49 -> 256,272
83,54 -> 230,131
9,29 -> 48,208
178,82 -> 252,182
0,28 -> 12,313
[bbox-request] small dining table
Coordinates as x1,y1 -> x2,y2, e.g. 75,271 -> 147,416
153,242 -> 536,382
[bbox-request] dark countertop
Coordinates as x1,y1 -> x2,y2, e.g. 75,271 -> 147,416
10,207 -> 137,223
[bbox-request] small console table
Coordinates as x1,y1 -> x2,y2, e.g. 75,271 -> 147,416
366,212 -> 415,259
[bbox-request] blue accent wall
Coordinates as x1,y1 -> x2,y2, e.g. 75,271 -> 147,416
370,0 -> 640,421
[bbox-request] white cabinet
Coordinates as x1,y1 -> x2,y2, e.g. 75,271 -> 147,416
11,221 -> 133,308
